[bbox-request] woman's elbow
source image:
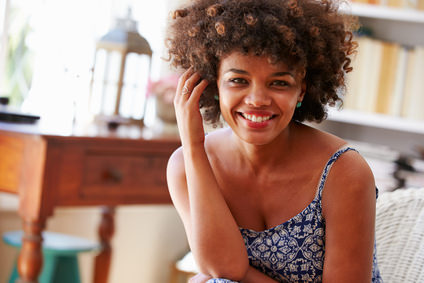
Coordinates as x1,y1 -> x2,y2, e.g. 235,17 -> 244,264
207,256 -> 249,281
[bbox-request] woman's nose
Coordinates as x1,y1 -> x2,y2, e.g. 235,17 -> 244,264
244,86 -> 272,107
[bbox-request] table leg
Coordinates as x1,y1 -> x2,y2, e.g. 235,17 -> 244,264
94,206 -> 115,283
16,220 -> 45,283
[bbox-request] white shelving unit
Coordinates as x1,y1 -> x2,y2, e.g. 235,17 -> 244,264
315,3 -> 424,156
327,108 -> 424,135
342,2 -> 424,22
341,2 -> 424,46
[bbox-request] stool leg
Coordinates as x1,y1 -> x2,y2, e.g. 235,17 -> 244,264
39,253 -> 58,283
52,255 -> 81,283
9,259 -> 19,283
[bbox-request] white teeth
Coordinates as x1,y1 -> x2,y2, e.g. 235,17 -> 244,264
242,113 -> 272,122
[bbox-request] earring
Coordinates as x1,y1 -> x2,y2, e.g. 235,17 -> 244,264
296,101 -> 302,108
214,95 -> 219,101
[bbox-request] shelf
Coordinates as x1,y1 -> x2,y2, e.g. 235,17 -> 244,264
341,3 -> 424,23
326,108 -> 424,135
340,3 -> 424,45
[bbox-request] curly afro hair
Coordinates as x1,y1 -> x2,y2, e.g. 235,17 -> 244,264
166,0 -> 357,124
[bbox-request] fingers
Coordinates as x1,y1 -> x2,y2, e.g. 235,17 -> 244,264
190,79 -> 209,102
175,68 -> 209,105
176,67 -> 194,96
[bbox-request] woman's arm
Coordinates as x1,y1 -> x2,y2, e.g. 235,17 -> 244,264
322,150 -> 376,283
188,265 -> 279,283
167,68 -> 248,280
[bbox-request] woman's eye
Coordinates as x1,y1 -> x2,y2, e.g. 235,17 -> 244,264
271,80 -> 289,87
229,78 -> 247,84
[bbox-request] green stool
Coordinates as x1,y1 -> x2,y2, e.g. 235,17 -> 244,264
3,230 -> 99,283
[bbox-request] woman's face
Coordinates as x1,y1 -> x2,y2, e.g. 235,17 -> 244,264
216,51 -> 305,145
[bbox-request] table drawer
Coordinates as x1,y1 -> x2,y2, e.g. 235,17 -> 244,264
81,151 -> 169,198
55,140 -> 178,205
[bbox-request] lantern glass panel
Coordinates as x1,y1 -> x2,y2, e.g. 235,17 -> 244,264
90,49 -> 121,116
119,53 -> 150,119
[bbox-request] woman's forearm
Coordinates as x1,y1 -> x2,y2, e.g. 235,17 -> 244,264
183,144 -> 248,280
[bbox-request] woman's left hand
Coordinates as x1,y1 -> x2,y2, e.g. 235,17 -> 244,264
174,67 -> 209,148
189,273 -> 213,283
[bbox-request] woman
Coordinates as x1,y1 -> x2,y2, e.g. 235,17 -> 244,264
166,0 -> 383,282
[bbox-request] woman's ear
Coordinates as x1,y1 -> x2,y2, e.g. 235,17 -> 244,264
299,80 -> 306,101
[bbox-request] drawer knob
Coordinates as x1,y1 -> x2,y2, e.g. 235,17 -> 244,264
101,168 -> 123,183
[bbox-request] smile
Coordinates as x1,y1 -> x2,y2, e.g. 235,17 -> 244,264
240,113 -> 274,123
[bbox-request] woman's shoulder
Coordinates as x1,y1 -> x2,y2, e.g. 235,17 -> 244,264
166,146 -> 185,186
167,127 -> 231,179
301,124 -> 370,172
309,125 -> 377,213
297,123 -> 374,184
204,127 -> 233,156
295,123 -> 347,157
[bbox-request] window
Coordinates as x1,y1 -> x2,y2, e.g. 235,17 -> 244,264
0,0 -> 37,105
0,0 -> 177,128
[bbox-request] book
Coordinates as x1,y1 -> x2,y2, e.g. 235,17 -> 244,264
374,42 -> 408,116
401,47 -> 424,120
386,0 -> 406,7
418,0 -> 424,10
375,42 -> 401,114
360,38 -> 383,113
344,36 -> 383,113
389,47 -> 408,116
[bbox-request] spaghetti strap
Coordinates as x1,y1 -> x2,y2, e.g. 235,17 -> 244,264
317,146 -> 357,198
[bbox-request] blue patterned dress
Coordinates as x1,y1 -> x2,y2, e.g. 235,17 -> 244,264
207,147 -> 383,283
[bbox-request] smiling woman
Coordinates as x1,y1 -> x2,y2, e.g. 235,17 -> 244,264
165,0 -> 383,282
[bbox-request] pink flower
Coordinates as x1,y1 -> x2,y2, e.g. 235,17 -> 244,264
147,74 -> 180,104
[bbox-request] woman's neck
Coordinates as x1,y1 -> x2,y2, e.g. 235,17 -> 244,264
230,122 -> 300,175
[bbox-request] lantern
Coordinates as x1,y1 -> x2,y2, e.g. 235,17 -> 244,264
89,8 -> 152,126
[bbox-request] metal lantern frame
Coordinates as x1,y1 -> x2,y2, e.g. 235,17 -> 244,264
89,9 -> 152,126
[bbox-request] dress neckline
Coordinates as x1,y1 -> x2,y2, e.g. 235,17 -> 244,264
238,145 -> 353,234
239,190 -> 321,233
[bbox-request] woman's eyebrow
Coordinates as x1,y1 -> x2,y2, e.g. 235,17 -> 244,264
224,68 -> 249,75
272,71 -> 295,78
224,69 -> 295,78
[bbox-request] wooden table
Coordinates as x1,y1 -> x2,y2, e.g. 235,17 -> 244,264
0,121 -> 180,283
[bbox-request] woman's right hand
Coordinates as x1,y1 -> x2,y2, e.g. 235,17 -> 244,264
174,67 -> 209,148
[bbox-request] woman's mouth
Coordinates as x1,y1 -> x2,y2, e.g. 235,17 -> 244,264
239,112 -> 275,123
237,112 -> 276,129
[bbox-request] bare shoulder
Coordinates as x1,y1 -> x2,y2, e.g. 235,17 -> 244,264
167,146 -> 185,183
204,127 -> 233,159
296,123 -> 347,152
166,127 -> 230,191
296,123 -> 376,209
322,147 -> 376,217
166,146 -> 188,208
327,149 -> 375,193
